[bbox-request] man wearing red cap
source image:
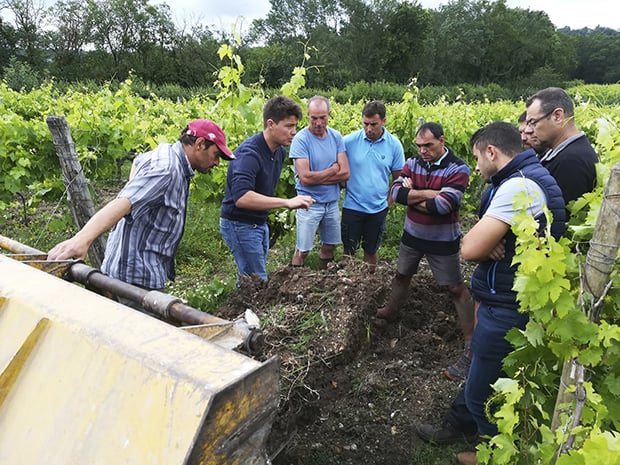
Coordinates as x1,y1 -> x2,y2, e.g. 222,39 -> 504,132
48,119 -> 233,295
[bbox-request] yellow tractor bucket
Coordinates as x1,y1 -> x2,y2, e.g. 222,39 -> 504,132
0,255 -> 278,465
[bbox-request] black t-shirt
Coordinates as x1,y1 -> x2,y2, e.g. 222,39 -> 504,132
541,135 -> 598,204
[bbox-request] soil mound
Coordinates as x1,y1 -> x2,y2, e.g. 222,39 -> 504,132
217,258 -> 468,465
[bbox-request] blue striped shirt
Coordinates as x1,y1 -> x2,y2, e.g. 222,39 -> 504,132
101,141 -> 194,288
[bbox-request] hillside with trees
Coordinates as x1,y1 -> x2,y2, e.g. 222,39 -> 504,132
1,0 -> 619,94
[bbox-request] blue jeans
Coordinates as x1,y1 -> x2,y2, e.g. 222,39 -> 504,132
220,218 -> 269,283
464,301 -> 529,437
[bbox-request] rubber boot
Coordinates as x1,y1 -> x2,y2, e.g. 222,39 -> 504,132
319,257 -> 333,270
375,274 -> 411,321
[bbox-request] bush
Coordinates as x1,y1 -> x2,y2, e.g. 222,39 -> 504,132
2,57 -> 44,91
296,81 -> 408,103
568,83 -> 620,105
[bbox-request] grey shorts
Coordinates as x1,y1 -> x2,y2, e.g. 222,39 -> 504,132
396,242 -> 463,286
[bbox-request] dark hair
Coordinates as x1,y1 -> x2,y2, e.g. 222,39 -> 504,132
178,131 -> 216,149
362,100 -> 386,119
470,121 -> 522,157
518,111 -> 527,123
263,95 -> 303,127
417,122 -> 444,139
526,87 -> 574,118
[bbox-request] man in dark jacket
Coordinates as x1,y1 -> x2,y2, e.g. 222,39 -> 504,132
524,87 -> 598,206
416,91 -> 598,453
458,122 -> 566,464
417,122 -> 567,465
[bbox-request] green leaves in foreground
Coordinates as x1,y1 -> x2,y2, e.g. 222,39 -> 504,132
476,191 -> 620,464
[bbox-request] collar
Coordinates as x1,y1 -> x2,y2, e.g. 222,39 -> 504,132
174,141 -> 195,178
364,127 -> 386,143
489,149 -> 537,187
432,148 -> 449,166
539,131 -> 586,164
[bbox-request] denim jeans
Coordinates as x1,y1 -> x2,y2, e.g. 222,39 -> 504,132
464,301 -> 529,438
295,201 -> 341,252
220,218 -> 269,283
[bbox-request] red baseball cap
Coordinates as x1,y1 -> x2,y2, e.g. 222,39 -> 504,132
184,120 -> 234,160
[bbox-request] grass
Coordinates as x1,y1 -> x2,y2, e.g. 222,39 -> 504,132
412,443 -> 470,464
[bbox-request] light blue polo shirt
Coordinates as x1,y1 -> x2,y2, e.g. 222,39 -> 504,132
343,128 -> 405,213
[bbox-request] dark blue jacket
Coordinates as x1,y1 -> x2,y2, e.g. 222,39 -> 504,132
470,149 -> 566,310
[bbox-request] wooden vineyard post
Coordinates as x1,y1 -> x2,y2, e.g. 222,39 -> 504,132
551,162 -> 620,453
46,115 -> 106,269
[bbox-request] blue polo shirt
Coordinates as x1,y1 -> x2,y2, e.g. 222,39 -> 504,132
343,128 -> 405,213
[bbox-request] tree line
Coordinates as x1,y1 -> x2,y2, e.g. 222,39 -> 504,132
1,0 -> 619,93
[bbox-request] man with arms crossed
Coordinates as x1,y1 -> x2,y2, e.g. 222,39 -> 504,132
289,95 -> 350,268
377,122 -> 475,382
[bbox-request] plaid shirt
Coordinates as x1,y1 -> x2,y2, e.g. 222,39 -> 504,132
102,141 -> 194,289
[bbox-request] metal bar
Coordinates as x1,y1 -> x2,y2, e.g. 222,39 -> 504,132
0,235 -> 42,255
0,234 -> 263,352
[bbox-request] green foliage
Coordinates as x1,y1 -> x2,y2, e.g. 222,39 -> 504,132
571,28 -> 620,85
178,278 -> 236,313
298,80 -> 408,104
2,57 -> 44,91
3,50 -> 620,229
569,83 -> 620,106
474,122 -> 620,464
2,41 -> 620,465
430,0 -> 566,86
2,0 -> 620,98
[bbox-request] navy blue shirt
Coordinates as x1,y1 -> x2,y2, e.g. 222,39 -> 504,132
220,132 -> 286,225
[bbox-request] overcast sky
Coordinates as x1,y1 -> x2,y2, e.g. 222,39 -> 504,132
161,0 -> 618,32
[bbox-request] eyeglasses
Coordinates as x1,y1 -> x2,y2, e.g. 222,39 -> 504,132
526,109 -> 555,128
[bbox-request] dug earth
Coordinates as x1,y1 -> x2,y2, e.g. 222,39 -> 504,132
217,259 -> 473,465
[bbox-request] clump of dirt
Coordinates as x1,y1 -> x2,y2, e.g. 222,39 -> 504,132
217,258 -> 470,465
